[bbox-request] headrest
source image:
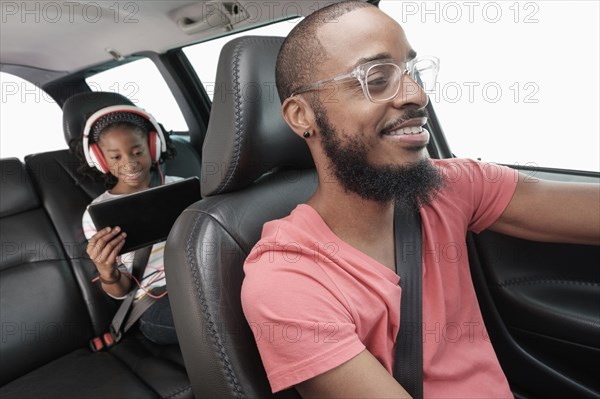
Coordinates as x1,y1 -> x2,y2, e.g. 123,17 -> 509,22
62,92 -> 134,146
0,158 -> 40,218
201,36 -> 314,197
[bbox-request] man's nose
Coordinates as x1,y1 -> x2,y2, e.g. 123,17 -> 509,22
391,76 -> 429,110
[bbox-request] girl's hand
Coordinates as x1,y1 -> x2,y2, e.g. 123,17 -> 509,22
86,226 -> 127,275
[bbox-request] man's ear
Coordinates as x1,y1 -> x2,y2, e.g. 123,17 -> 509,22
281,96 -> 315,138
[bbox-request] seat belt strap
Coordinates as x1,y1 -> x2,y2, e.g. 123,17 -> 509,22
392,205 -> 424,399
121,286 -> 165,332
110,245 -> 153,342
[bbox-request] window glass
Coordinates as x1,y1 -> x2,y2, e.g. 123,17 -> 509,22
380,0 -> 599,172
0,72 -> 65,160
183,19 -> 300,100
86,58 -> 188,131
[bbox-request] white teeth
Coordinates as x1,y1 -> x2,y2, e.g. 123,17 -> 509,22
388,126 -> 423,135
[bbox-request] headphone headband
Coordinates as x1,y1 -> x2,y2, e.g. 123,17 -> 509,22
82,105 -> 167,170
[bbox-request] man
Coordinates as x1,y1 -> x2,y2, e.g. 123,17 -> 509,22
241,1 -> 600,398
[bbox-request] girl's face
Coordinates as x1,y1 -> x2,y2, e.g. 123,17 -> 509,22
97,126 -> 153,194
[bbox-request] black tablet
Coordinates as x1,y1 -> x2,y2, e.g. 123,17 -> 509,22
87,177 -> 201,254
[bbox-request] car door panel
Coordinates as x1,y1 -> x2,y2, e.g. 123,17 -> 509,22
468,167 -> 600,398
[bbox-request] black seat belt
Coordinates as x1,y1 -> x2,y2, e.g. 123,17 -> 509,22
90,245 -> 157,351
393,205 -> 424,399
109,245 -> 156,342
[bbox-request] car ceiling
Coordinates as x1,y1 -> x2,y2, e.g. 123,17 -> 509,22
1,0 -> 369,77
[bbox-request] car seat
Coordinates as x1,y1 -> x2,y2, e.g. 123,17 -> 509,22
165,36 -> 314,398
0,157 -> 193,398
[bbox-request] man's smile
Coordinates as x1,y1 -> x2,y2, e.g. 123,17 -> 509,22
381,117 -> 430,145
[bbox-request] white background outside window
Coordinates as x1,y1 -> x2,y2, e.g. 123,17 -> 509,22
2,1 -> 598,172
86,59 -> 189,132
380,0 -> 599,171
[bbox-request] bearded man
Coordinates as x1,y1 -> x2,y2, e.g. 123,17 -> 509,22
241,2 -> 600,398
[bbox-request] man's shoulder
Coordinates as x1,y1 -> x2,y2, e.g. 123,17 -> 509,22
256,204 -> 319,246
428,158 -> 517,201
432,158 -> 516,184
243,204 -> 335,278
432,157 -> 485,179
427,157 -> 519,233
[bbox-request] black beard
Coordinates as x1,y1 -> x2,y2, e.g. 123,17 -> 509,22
315,105 -> 444,210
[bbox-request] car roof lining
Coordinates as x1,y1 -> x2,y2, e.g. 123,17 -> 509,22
1,1 -> 376,76
2,2 -> 271,71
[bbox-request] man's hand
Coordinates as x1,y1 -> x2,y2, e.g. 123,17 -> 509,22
296,349 -> 412,398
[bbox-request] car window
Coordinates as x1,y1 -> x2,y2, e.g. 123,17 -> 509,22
86,58 -> 188,132
380,0 -> 599,172
183,19 -> 300,100
1,72 -> 65,160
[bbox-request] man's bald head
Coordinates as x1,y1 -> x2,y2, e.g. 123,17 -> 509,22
275,1 -> 376,102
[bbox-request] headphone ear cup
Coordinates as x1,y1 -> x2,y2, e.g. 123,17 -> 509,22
149,131 -> 161,162
89,143 -> 109,174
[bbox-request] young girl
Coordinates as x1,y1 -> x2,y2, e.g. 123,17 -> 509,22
73,104 -> 180,345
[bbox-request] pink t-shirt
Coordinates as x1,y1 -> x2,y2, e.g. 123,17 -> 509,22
241,159 -> 518,398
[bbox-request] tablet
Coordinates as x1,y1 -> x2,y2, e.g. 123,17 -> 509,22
87,177 -> 201,254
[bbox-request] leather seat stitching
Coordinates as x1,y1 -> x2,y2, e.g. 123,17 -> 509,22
185,212 -> 245,397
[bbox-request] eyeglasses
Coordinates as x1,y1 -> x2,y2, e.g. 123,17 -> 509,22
290,56 -> 440,103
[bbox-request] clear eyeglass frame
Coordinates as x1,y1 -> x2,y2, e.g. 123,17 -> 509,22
290,56 -> 440,103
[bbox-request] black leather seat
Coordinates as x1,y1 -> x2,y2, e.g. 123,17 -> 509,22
0,157 -> 192,398
165,36 -> 314,398
0,92 -> 200,398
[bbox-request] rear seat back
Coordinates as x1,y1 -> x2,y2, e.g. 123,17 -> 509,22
25,150 -> 118,334
0,158 -> 92,384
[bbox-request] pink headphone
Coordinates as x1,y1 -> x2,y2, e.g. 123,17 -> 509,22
82,105 -> 166,174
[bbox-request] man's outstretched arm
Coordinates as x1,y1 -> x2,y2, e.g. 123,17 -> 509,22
296,350 -> 412,399
490,173 -> 600,245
